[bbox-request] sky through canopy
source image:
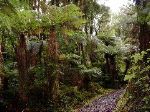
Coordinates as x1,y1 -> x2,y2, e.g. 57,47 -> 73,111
98,0 -> 132,14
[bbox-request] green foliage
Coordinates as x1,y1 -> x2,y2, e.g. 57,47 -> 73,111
81,67 -> 102,78
57,83 -> 111,112
124,51 -> 147,81
29,65 -> 46,86
11,10 -> 40,33
0,13 -> 11,30
42,4 -> 85,27
115,50 -> 150,112
137,3 -> 150,23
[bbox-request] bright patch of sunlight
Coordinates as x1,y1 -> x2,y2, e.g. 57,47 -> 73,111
97,0 -> 133,14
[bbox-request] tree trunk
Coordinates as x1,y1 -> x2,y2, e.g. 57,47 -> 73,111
16,33 -> 29,104
0,43 -> 4,90
105,53 -> 118,88
124,59 -> 130,75
139,23 -> 150,51
46,26 -> 59,101
105,53 -> 110,74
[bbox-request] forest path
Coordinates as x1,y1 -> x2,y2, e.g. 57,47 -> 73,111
78,89 -> 124,112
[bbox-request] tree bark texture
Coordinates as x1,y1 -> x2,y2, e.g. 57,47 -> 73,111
16,33 -> 29,104
46,26 -> 59,101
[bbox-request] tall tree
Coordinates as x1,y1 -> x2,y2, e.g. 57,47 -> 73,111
41,4 -> 84,101
10,8 -> 40,105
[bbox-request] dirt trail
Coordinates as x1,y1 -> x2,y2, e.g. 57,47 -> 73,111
79,89 -> 124,112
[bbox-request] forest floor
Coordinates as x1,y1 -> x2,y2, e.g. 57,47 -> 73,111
78,89 -> 125,112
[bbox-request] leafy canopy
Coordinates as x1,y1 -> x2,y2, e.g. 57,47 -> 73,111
42,4 -> 85,27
